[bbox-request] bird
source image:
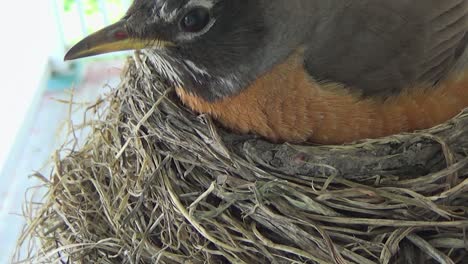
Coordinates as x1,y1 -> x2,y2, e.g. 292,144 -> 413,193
65,0 -> 468,145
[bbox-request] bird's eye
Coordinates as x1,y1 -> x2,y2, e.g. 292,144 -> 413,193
180,8 -> 210,33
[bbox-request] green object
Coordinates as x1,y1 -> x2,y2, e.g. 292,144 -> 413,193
64,0 -> 121,14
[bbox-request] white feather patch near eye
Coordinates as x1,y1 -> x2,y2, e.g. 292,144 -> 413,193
158,2 -> 180,22
157,0 -> 216,23
185,0 -> 215,9
184,60 -> 211,77
176,18 -> 216,41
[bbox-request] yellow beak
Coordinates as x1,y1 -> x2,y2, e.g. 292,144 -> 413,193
64,20 -> 170,61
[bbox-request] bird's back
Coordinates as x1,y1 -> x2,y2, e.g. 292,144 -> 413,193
304,0 -> 468,97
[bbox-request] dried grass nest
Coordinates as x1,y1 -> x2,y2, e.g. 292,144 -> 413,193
15,53 -> 468,264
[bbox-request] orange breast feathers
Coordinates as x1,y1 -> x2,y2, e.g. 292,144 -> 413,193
176,50 -> 468,144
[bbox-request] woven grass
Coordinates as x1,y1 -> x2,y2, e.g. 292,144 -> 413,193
14,52 -> 468,264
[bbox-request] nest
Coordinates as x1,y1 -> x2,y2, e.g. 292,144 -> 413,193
15,53 -> 468,264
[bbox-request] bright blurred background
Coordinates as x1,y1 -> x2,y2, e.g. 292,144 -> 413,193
0,1 -> 133,262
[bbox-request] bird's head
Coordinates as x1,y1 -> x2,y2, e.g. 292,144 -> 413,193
65,0 -> 312,101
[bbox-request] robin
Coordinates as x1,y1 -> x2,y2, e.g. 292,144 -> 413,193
65,0 -> 468,144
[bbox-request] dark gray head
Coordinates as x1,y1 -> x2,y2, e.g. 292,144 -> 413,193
65,0 -> 316,101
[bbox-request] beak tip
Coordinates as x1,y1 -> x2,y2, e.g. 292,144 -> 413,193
64,48 -> 77,61
64,46 -> 87,61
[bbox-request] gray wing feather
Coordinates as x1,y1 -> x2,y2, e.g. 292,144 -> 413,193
304,0 -> 468,96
